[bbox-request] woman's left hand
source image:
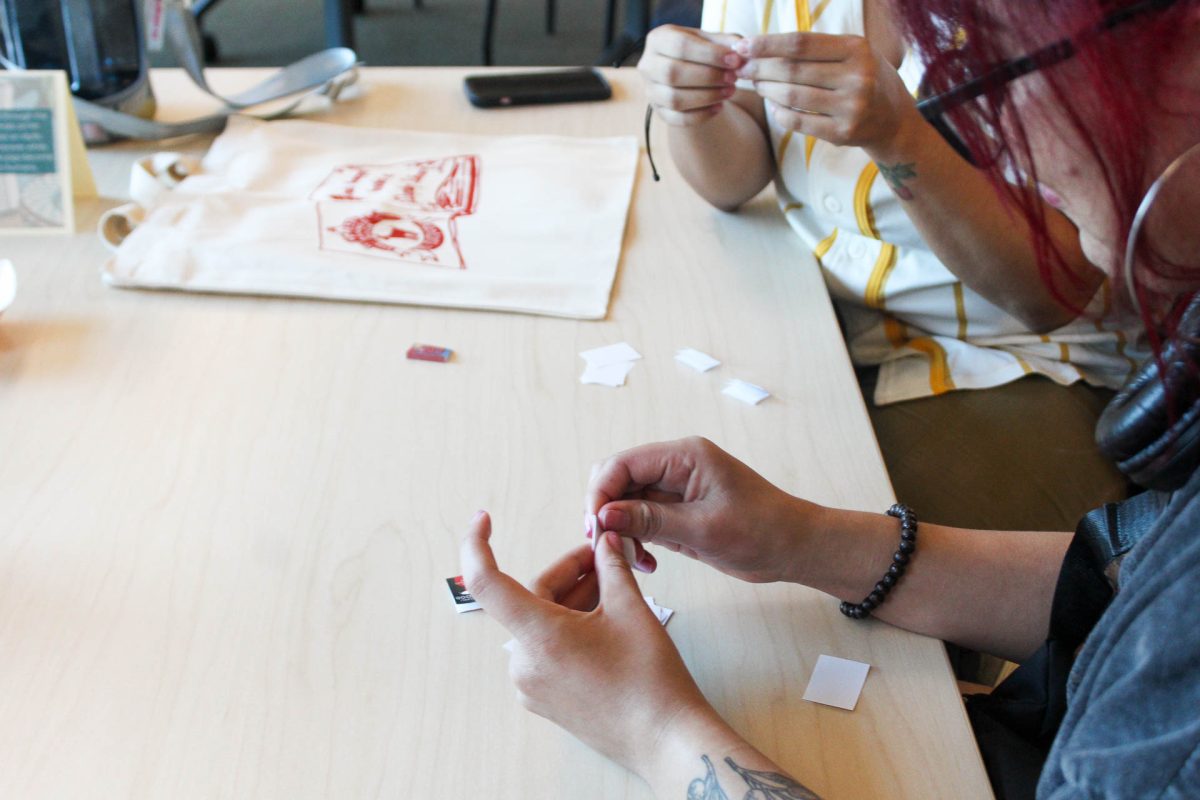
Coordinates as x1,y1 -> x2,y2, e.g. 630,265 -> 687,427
733,32 -> 920,152
459,511 -> 717,780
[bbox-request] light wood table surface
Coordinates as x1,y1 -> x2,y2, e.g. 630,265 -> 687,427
0,68 -> 991,799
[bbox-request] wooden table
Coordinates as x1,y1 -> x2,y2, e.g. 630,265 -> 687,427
0,68 -> 992,798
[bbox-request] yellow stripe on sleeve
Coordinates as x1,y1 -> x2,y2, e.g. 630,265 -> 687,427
907,337 -> 957,394
1059,342 -> 1070,363
718,0 -> 729,30
1015,356 -> 1035,375
1115,331 -> 1139,377
761,0 -> 776,33
865,244 -> 898,309
804,135 -> 817,166
782,201 -> 804,213
811,0 -> 832,24
952,282 -> 968,339
854,162 -> 882,239
814,228 -> 839,263
777,129 -> 794,165
794,0 -> 811,31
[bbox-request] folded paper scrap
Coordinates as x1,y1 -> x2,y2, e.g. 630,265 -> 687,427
580,342 -> 641,387
100,117 -> 638,319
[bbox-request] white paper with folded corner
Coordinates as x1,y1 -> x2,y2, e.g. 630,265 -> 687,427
100,117 -> 638,319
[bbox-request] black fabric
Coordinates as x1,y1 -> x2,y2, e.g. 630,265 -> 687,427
964,491 -> 1161,799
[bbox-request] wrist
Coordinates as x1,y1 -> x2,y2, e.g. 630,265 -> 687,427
862,102 -> 928,166
643,703 -> 747,797
774,494 -> 829,586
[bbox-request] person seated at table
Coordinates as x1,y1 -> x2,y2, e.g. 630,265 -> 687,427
461,0 -> 1200,797
636,0 -> 1149,533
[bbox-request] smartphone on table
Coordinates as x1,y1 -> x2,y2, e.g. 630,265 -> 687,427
463,68 -> 612,108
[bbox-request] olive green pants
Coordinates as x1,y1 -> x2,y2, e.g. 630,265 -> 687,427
859,368 -> 1131,533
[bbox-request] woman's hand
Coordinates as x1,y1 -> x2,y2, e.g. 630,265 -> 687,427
733,32 -> 921,153
585,437 -> 816,585
460,511 -> 718,780
638,25 -> 746,127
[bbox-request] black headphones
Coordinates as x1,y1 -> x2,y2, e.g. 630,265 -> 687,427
1095,293 -> 1200,491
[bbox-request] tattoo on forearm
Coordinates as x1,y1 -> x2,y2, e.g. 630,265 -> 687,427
878,161 -> 917,201
687,755 -> 821,800
688,756 -> 730,800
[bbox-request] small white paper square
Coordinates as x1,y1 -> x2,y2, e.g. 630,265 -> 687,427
643,596 -> 674,626
802,654 -> 870,711
580,342 -> 642,368
581,361 -> 636,387
675,348 -> 720,372
722,379 -> 770,406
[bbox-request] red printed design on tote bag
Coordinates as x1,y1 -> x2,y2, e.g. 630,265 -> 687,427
312,155 -> 480,268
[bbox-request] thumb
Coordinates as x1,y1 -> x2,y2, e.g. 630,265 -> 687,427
598,499 -> 686,545
595,531 -> 644,612
696,30 -> 744,47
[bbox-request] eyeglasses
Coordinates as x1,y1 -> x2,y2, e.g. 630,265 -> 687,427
915,0 -> 1178,164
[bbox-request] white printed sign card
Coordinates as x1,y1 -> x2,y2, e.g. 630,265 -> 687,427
0,71 -> 96,235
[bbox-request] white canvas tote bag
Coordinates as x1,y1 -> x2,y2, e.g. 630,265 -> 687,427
102,117 -> 638,319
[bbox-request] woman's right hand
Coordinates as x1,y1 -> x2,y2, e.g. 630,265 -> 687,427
637,25 -> 746,127
585,437 -> 817,584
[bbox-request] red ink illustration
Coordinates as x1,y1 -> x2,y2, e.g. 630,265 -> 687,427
311,155 -> 480,269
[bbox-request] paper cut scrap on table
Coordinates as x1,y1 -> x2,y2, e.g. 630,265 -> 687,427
446,575 -> 481,613
0,259 -> 15,317
581,342 -> 642,367
0,71 -> 96,236
581,361 -> 636,387
723,379 -> 771,406
580,342 -> 641,388
675,347 -> 720,372
644,596 -> 674,626
802,654 -> 870,711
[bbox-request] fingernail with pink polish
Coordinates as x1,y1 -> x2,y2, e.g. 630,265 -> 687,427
600,508 -> 630,531
472,509 -> 486,522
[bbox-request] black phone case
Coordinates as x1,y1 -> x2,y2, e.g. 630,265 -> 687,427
463,69 -> 612,108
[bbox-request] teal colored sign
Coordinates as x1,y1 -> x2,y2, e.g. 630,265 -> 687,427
0,109 -> 56,175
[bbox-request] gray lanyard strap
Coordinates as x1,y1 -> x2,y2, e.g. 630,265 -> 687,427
73,1 -> 358,140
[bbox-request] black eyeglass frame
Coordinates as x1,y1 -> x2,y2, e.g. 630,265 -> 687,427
914,0 -> 1178,162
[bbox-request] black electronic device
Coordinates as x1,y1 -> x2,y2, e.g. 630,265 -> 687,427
463,68 -> 611,108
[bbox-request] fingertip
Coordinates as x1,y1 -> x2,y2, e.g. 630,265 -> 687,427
598,506 -> 630,533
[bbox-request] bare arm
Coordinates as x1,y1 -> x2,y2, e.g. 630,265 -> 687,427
638,26 -> 776,212
666,90 -> 776,212
864,109 -> 1102,332
738,5 -> 1104,332
587,437 -> 1067,663
796,504 -> 1068,661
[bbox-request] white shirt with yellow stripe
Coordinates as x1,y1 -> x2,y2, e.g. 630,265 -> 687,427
702,0 -> 1146,404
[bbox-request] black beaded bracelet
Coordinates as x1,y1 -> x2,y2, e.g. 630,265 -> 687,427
839,503 -> 917,620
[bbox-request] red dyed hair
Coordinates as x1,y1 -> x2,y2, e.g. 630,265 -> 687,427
892,0 -> 1198,354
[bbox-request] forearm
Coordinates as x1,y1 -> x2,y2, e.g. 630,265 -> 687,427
650,707 -> 821,799
865,112 -> 1102,332
666,92 -> 775,212
791,502 -> 1069,661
